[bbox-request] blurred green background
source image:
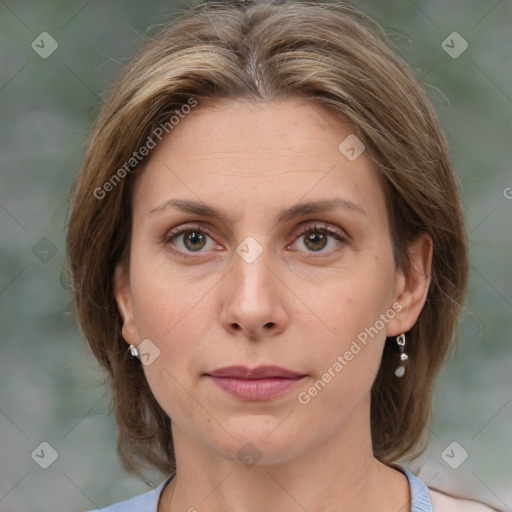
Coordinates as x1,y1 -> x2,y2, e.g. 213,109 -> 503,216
0,0 -> 510,510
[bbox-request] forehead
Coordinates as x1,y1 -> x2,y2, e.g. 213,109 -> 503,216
131,98 -> 385,223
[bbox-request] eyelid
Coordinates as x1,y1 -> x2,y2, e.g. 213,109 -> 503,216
292,221 -> 348,240
162,222 -> 216,245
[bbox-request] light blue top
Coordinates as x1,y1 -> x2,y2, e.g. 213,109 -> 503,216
86,464 -> 432,512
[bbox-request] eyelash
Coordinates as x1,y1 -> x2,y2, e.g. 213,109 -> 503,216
162,222 -> 347,259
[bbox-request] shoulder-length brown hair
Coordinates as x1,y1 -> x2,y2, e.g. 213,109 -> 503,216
66,0 -> 469,477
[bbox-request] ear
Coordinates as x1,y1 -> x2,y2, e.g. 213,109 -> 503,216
113,263 -> 140,346
386,232 -> 433,337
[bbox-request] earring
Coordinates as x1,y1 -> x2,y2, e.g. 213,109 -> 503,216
129,344 -> 140,360
394,333 -> 408,378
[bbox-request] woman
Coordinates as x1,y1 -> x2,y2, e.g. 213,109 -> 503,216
65,0 -> 498,510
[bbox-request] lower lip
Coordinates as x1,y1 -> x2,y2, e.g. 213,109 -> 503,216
207,376 -> 304,400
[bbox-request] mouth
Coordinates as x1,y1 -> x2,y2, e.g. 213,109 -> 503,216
204,365 -> 307,401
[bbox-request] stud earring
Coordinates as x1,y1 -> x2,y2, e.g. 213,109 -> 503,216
394,333 -> 408,378
128,344 -> 140,360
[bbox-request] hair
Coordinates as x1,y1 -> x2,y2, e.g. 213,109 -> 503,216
65,0 -> 469,478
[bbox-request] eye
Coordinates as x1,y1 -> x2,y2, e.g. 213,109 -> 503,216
289,223 -> 347,257
162,222 -> 347,258
163,224 -> 219,257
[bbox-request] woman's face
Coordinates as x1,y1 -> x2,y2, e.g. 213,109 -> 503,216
114,98 -> 430,465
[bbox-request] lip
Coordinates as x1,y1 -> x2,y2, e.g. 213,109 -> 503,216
205,366 -> 307,401
206,365 -> 305,379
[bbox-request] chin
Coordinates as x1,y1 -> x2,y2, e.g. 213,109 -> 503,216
206,418 -> 309,467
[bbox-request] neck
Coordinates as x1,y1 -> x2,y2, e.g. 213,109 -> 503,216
159,399 -> 410,512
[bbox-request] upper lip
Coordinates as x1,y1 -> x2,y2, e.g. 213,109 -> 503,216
206,365 -> 305,379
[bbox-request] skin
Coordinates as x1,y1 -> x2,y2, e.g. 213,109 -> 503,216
114,97 -> 432,512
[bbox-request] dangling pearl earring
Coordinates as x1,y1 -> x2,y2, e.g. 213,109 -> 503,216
394,333 -> 408,378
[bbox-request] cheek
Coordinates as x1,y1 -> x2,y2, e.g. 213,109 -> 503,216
294,283 -> 392,425
129,248 -> 208,338
128,252 -> 215,380
299,252 -> 395,386
310,255 -> 396,341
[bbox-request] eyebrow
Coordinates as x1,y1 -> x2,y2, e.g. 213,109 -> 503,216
149,197 -> 366,222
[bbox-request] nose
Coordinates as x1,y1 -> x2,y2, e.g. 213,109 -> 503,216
219,240 -> 289,341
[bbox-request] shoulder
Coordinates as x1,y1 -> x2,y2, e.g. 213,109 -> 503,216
85,476 -> 172,512
85,490 -> 156,512
429,487 -> 501,512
